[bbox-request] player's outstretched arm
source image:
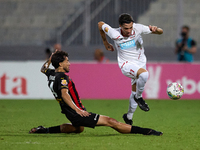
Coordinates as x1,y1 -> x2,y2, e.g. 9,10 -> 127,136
41,50 -> 58,73
41,58 -> 51,74
98,21 -> 114,51
149,25 -> 163,34
61,89 -> 90,117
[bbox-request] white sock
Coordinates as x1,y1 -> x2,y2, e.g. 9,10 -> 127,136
127,91 -> 138,120
136,72 -> 149,99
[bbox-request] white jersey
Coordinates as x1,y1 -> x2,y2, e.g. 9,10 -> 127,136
102,23 -> 152,68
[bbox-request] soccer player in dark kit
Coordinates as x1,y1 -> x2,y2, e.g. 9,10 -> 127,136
29,51 -> 163,136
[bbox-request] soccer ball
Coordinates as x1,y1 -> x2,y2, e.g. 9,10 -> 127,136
167,82 -> 184,100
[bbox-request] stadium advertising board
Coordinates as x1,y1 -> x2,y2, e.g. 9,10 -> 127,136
0,61 -> 52,99
0,62 -> 199,99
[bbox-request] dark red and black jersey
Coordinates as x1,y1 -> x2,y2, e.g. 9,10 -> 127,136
44,69 -> 86,115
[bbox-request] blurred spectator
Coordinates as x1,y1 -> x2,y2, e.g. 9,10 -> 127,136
175,25 -> 197,62
45,47 -> 52,60
45,43 -> 62,60
53,43 -> 62,51
94,49 -> 109,63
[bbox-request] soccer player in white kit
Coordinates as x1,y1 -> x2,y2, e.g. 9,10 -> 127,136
98,13 -> 163,125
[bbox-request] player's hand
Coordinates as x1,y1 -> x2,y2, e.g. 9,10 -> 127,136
149,25 -> 163,34
76,109 -> 91,117
105,43 -> 114,51
149,25 -> 158,32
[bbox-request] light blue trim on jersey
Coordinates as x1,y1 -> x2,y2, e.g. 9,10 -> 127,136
119,39 -> 136,50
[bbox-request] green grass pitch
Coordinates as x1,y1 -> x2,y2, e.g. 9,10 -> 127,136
0,99 -> 200,150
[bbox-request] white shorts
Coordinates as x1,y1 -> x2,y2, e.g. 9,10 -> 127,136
120,61 -> 146,85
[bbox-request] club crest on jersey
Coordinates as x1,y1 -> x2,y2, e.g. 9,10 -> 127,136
61,80 -> 68,86
104,27 -> 109,32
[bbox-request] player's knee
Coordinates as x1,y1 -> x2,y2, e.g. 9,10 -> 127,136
139,71 -> 149,83
106,117 -> 119,127
79,126 -> 84,133
60,124 -> 84,134
75,126 -> 84,133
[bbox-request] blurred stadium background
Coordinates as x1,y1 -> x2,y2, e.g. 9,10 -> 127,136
0,0 -> 200,100
1,2 -> 199,149
0,0 -> 200,61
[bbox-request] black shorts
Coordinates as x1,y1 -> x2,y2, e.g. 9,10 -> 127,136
65,112 -> 100,128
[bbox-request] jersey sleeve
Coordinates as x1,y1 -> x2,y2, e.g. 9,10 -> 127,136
44,69 -> 54,77
102,23 -> 123,40
135,23 -> 152,34
57,74 -> 69,91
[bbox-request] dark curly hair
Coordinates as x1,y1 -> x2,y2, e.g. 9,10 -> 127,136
118,13 -> 134,25
51,51 -> 69,69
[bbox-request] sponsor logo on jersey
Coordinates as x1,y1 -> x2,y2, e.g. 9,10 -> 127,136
104,27 -> 109,32
61,79 -> 68,86
119,39 -> 136,50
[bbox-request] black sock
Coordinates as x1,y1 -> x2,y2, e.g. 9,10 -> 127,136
131,126 -> 151,135
47,125 -> 61,133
